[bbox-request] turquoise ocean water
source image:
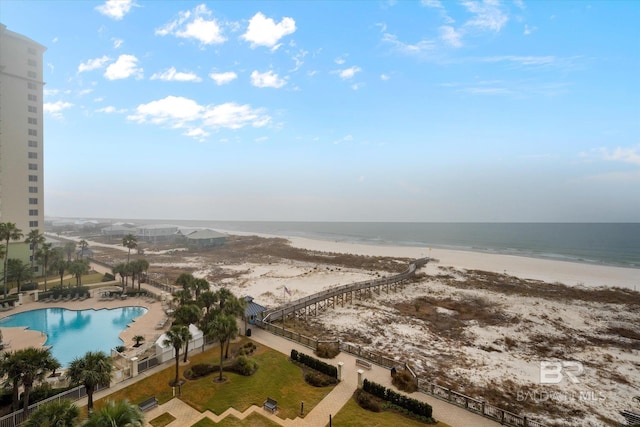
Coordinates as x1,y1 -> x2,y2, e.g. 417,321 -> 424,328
126,221 -> 639,270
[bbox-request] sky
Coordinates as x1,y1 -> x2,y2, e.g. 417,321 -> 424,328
2,0 -> 639,222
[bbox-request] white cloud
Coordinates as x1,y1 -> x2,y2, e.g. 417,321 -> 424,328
524,24 -> 537,35
440,25 -> 463,47
96,106 -> 126,114
150,67 -> 202,82
112,38 -> 124,48
380,74 -> 390,81
382,33 -> 436,56
584,145 -> 640,166
250,70 -> 287,88
335,56 -> 347,65
242,12 -> 296,48
44,101 -> 73,119
78,55 -> 111,73
156,4 -> 226,46
104,54 -> 143,80
209,71 -> 238,85
95,0 -> 135,20
336,66 -> 362,80
462,0 -> 509,32
127,96 -> 271,137
482,55 -> 557,67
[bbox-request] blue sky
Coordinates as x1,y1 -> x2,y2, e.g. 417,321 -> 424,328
3,0 -> 639,222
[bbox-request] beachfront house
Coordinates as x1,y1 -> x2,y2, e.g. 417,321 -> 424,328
136,224 -> 178,243
180,229 -> 227,249
101,223 -> 137,238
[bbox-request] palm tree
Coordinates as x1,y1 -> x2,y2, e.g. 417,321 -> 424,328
23,399 -> 80,427
192,278 -> 210,298
84,399 -> 144,427
175,273 -> 194,293
7,258 -> 33,294
122,234 -> 137,264
68,259 -> 90,287
67,351 -> 113,413
36,242 -> 53,291
0,222 -> 24,298
112,262 -> 127,291
64,241 -> 76,262
162,325 -> 190,386
50,248 -> 68,287
197,290 -> 218,316
207,313 -> 238,380
137,258 -> 150,289
132,335 -> 145,347
78,240 -> 89,259
173,304 -> 201,362
16,347 -> 58,410
24,229 -> 45,279
173,289 -> 192,306
0,351 -> 24,411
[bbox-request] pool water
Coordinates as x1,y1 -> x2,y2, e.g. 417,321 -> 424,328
0,307 -> 147,366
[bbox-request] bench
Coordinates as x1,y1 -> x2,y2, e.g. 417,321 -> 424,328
356,359 -> 372,370
263,397 -> 278,413
138,396 -> 158,412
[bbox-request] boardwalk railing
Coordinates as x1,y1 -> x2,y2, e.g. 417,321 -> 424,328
256,256 -> 548,427
262,257 -> 432,323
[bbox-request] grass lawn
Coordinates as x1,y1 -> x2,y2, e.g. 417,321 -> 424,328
95,338 -> 334,421
190,413 -> 281,427
180,339 -> 333,420
330,397 -> 453,427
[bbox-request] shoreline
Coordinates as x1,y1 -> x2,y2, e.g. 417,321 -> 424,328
217,229 -> 639,291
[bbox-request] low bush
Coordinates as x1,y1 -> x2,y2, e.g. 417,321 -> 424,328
315,342 -> 340,359
354,389 -> 381,412
291,350 -> 338,378
229,356 -> 258,376
21,282 -> 39,291
304,370 -> 339,387
184,364 -> 216,380
102,273 -> 116,282
237,342 -> 257,356
391,369 -> 418,393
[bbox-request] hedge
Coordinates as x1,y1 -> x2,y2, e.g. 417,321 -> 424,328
362,379 -> 432,418
290,349 -> 338,379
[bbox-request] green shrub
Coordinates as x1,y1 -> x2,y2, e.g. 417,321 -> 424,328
184,364 -> 216,380
354,389 -> 381,412
290,349 -> 299,361
304,370 -> 339,387
21,282 -> 39,291
315,342 -> 340,359
294,351 -> 338,378
102,273 -> 116,282
229,356 -> 258,376
391,369 -> 418,393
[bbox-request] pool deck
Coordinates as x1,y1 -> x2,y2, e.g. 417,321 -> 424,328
0,283 -> 168,356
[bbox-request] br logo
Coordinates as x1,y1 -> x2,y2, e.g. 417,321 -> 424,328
539,361 -> 584,384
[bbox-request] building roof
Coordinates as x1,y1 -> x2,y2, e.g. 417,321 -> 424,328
185,229 -> 227,240
136,224 -> 178,230
101,224 -> 135,232
244,296 -> 267,318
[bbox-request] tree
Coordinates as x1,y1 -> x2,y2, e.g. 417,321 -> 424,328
67,351 -> 113,413
112,263 -> 128,291
197,291 -> 218,316
64,241 -> 76,262
23,399 -> 80,427
68,259 -> 90,287
192,278 -> 210,298
7,258 -> 33,294
78,240 -> 88,259
0,351 -> 24,411
215,289 -> 246,359
173,304 -> 202,362
207,313 -> 238,381
83,399 -> 144,427
122,234 -> 137,264
173,289 -> 192,306
130,259 -> 149,291
36,242 -> 54,291
162,325 -> 190,386
0,222 -> 24,298
175,273 -> 194,293
25,229 -> 45,279
16,347 -> 58,411
132,335 -> 145,347
50,248 -> 68,287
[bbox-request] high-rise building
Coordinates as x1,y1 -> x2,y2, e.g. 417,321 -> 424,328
0,24 -> 46,270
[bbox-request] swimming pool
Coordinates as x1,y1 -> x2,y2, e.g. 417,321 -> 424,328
0,307 -> 147,366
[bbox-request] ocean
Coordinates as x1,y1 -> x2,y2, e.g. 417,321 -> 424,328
127,220 -> 640,270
